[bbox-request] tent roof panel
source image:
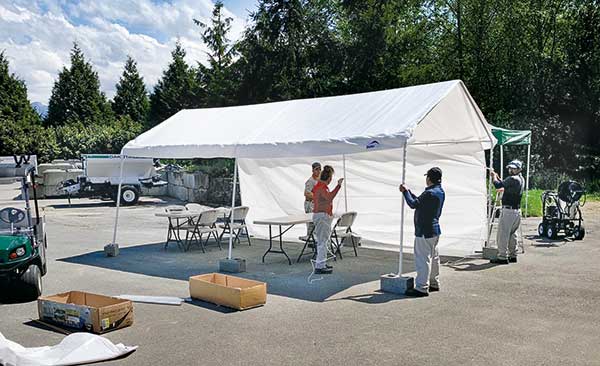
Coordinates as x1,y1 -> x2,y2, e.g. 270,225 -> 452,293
123,80 -> 492,158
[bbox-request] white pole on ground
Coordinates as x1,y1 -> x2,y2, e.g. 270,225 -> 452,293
398,141 -> 408,275
342,154 -> 348,212
228,158 -> 238,260
500,145 -> 504,180
111,154 -> 126,245
525,143 -> 531,218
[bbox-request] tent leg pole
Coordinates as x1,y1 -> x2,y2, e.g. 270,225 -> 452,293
486,146 -> 494,248
342,154 -> 348,212
525,144 -> 531,218
398,142 -> 407,275
108,154 -> 125,256
228,159 -> 238,260
500,145 -> 504,180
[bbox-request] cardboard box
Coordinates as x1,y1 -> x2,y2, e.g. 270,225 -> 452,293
189,273 -> 267,310
38,291 -> 134,333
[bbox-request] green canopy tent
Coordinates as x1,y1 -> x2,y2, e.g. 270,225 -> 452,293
490,126 -> 532,217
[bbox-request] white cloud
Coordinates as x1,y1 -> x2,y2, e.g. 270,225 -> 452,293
0,0 -> 248,103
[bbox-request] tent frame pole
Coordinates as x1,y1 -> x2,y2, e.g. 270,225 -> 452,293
228,158 -> 238,260
398,141 -> 407,275
111,154 -> 126,246
500,145 -> 504,180
525,143 -> 531,218
342,154 -> 348,212
486,144 -> 494,248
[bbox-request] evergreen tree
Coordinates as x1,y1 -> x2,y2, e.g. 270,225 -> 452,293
235,0 -> 344,103
148,41 -> 200,127
112,56 -> 149,124
46,43 -> 111,126
0,52 -> 52,157
194,1 -> 237,107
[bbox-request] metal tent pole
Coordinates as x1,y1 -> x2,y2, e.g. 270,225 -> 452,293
398,141 -> 408,275
500,145 -> 504,180
486,145 -> 494,248
111,154 -> 126,245
228,159 -> 238,260
342,154 -> 348,212
525,144 -> 531,218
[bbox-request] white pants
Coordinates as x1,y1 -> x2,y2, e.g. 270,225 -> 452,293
496,208 -> 521,259
313,212 -> 333,269
304,201 -> 314,236
414,236 -> 440,293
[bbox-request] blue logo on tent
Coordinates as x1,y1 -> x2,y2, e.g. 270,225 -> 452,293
366,140 -> 380,149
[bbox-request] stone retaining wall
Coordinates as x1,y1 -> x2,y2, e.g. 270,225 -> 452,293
165,171 -> 240,206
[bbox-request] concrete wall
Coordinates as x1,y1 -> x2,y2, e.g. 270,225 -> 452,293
164,171 -> 240,206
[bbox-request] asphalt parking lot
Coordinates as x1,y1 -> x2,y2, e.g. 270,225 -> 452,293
1,187 -> 599,366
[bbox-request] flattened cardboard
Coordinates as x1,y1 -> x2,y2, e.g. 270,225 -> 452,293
37,291 -> 134,333
189,273 -> 267,310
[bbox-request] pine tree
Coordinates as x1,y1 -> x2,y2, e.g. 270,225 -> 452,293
235,0 -> 344,103
0,52 -> 50,157
148,41 -> 200,127
194,1 -> 237,107
46,43 -> 111,126
112,56 -> 149,124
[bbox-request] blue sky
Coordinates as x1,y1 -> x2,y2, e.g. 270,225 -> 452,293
0,0 -> 257,103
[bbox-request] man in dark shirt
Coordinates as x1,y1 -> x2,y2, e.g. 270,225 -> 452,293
399,167 -> 445,297
490,160 -> 524,264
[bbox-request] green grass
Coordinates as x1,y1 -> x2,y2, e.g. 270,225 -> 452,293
492,188 -> 600,218
521,189 -> 544,217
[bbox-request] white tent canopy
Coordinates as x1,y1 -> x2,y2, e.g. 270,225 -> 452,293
123,80 -> 492,158
118,80 -> 495,261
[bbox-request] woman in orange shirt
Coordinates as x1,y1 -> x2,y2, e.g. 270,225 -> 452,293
312,165 -> 343,274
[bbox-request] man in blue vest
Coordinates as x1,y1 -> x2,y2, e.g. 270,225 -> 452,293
399,167 -> 446,297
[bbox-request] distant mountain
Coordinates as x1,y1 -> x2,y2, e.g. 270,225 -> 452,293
31,102 -> 48,118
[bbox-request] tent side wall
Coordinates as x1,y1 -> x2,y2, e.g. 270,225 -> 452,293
238,143 -> 487,257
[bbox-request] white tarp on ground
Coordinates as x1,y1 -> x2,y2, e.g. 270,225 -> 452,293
0,332 -> 137,366
122,79 -> 494,256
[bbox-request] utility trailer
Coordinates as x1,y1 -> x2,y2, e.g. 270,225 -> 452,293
58,154 -> 166,205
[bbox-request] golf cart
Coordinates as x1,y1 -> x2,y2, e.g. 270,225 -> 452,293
0,155 -> 47,300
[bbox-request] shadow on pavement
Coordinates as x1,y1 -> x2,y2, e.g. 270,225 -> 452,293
58,239 -> 415,303
445,261 -> 499,271
47,199 -> 170,210
329,290 -> 411,304
525,234 -> 571,247
184,298 -> 254,314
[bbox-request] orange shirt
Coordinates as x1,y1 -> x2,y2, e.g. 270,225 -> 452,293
312,181 -> 341,216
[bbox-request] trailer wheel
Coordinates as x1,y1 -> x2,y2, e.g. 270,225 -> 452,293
21,264 -> 42,300
573,225 -> 585,240
538,223 -> 546,237
546,224 -> 558,240
118,186 -> 139,205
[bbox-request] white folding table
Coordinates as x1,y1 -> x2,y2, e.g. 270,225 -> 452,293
253,213 -> 313,265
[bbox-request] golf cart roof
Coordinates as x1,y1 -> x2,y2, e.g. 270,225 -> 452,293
0,155 -> 37,180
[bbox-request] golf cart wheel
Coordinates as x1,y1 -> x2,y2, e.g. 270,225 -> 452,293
21,264 -> 42,300
538,223 -> 546,237
574,225 -> 585,240
546,224 -> 558,240
119,186 -> 139,206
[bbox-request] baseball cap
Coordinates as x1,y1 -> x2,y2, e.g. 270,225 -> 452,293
312,162 -> 321,170
506,160 -> 523,170
425,167 -> 442,183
